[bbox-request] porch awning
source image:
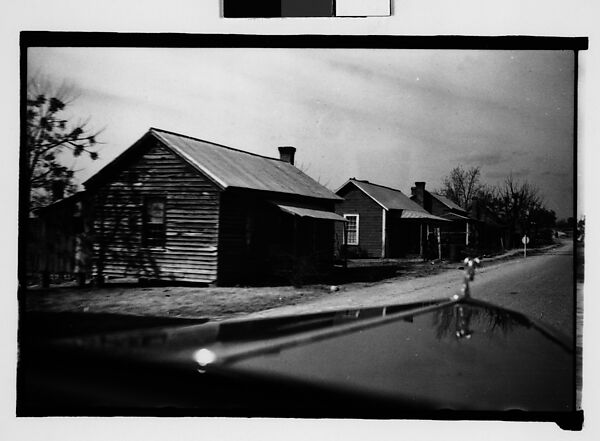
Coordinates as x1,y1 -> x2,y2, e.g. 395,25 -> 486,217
400,210 -> 448,222
271,203 -> 348,222
441,212 -> 472,221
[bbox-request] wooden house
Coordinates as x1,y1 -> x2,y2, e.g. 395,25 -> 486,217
84,128 -> 346,285
334,179 -> 447,259
410,182 -> 480,259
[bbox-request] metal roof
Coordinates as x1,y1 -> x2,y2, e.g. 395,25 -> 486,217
150,129 -> 341,200
85,128 -> 341,201
430,193 -> 466,213
272,203 -> 348,222
342,179 -> 423,211
400,210 -> 447,221
440,212 -> 472,221
337,179 -> 448,222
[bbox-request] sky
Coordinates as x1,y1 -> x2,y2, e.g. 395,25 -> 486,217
27,47 -> 576,219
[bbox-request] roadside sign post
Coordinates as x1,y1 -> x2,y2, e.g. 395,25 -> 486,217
522,235 -> 530,257
437,227 -> 442,261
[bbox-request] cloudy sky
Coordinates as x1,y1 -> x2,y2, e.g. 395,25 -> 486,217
28,47 -> 575,218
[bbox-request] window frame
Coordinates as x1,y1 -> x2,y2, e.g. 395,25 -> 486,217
343,213 -> 360,246
142,196 -> 167,248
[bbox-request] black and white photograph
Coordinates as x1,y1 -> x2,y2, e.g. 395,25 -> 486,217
16,36 -> 583,424
2,1 -> 598,440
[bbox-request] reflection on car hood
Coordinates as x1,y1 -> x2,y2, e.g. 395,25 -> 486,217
51,297 -> 574,412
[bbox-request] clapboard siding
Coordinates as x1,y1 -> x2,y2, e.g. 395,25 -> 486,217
218,189 -> 337,284
92,140 -> 221,283
86,129 -> 342,285
217,191 -> 253,283
335,185 -> 383,258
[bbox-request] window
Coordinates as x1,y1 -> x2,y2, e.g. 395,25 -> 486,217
344,214 -> 359,245
142,197 -> 166,247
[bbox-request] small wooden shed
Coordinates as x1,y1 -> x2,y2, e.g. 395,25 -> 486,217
334,179 -> 447,259
84,128 -> 346,285
27,191 -> 92,286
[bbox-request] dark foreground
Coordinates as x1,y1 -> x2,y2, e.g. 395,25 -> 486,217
18,295 -> 581,429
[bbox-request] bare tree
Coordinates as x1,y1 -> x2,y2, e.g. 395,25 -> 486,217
26,76 -> 102,212
494,174 -> 544,245
438,165 -> 484,210
20,76 -> 103,288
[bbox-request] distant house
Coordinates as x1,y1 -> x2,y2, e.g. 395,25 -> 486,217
84,128 -> 346,285
410,182 -> 509,258
410,181 -> 474,259
334,179 -> 447,259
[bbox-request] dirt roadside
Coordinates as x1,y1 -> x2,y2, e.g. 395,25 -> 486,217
244,242 -> 566,319
23,242 -> 563,324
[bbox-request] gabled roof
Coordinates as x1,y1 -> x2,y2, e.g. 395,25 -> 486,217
470,202 -> 506,228
35,191 -> 88,217
38,191 -> 87,210
337,179 -> 447,221
85,128 -> 341,201
430,193 -> 467,213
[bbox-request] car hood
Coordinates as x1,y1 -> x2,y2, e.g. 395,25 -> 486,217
45,297 -> 574,412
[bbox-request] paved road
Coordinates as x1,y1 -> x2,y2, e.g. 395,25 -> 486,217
247,241 -> 576,340
471,241 -> 574,339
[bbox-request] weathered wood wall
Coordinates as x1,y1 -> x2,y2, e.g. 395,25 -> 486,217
219,189 -> 336,284
91,140 -> 221,283
26,194 -> 91,285
386,213 -> 423,258
27,217 -> 76,277
335,185 -> 383,258
217,190 -> 256,283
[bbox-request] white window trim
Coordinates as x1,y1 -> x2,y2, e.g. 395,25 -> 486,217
343,214 -> 360,246
381,209 -> 387,258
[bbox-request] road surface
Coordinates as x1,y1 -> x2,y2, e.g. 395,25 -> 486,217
247,241 -> 576,341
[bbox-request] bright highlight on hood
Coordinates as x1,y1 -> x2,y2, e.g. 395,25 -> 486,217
194,348 -> 217,366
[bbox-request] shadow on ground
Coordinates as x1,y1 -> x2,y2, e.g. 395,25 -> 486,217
19,311 -> 207,341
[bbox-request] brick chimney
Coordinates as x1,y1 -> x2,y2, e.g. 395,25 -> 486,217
278,146 -> 296,165
470,196 -> 480,220
411,181 -> 426,207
